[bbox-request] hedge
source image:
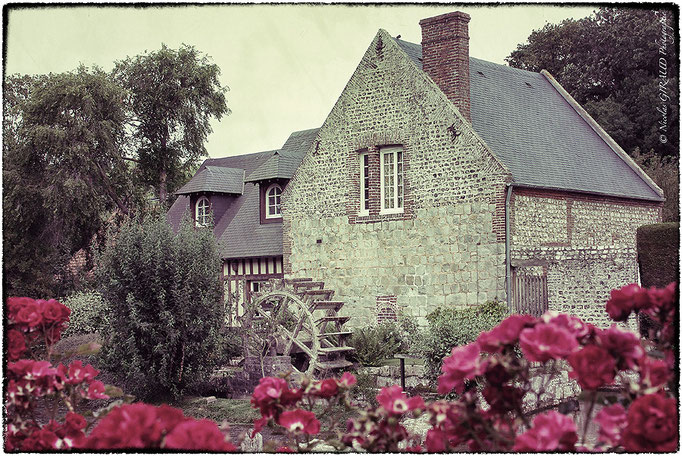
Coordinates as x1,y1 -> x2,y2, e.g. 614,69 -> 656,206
637,222 -> 679,287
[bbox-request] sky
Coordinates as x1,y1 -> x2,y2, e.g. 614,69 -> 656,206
5,3 -> 598,158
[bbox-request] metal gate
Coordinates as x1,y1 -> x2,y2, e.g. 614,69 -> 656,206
511,268 -> 548,317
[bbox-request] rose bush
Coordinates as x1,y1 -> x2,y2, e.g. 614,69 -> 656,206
5,282 -> 677,452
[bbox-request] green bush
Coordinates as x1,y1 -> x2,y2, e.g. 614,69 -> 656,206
420,300 -> 508,383
96,215 -> 224,401
348,321 -> 407,367
62,291 -> 111,338
637,222 -> 679,287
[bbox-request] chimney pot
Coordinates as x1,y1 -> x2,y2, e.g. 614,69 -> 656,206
419,11 -> 471,122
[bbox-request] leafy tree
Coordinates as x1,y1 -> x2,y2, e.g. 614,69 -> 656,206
113,44 -> 230,205
96,215 -> 224,400
632,148 -> 679,222
507,6 -> 679,220
3,68 -> 132,298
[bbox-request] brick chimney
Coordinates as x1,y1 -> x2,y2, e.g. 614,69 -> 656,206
419,11 -> 471,122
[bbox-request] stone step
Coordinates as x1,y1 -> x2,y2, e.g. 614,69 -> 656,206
316,359 -> 354,370
319,346 -> 355,355
312,300 -> 344,311
317,331 -> 353,339
303,289 -> 335,299
316,315 -> 350,325
283,277 -> 313,284
293,281 -> 324,291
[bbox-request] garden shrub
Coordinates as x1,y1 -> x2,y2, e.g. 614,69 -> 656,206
636,222 -> 679,287
420,299 -> 507,383
348,321 -> 407,367
96,215 -> 224,401
62,291 -> 111,338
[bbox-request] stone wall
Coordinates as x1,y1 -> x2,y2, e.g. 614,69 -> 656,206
510,187 -> 662,327
283,30 -> 510,327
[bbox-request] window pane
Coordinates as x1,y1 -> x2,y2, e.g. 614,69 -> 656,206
362,154 -> 369,211
267,185 -> 282,216
397,151 -> 403,208
383,152 -> 395,209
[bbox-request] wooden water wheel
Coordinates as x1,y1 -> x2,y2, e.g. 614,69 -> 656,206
242,278 -> 355,377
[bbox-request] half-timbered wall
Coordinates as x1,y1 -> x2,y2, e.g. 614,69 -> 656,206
223,256 -> 284,324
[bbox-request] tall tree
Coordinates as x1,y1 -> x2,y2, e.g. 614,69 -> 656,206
3,67 -> 132,298
113,44 -> 230,205
506,7 -> 678,159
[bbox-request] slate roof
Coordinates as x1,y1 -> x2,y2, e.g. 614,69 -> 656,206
167,128 -> 319,259
395,39 -> 663,202
175,166 -> 245,195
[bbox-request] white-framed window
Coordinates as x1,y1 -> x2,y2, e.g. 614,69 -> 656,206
266,184 -> 282,218
195,196 -> 211,227
380,146 -> 404,213
359,151 -> 370,215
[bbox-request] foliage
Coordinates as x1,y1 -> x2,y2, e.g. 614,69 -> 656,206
348,321 -> 408,367
4,297 -> 113,451
62,291 -> 111,338
5,283 -> 677,452
507,7 -> 679,160
632,148 -> 680,222
113,44 -> 230,204
420,299 -> 507,382
2,69 -> 131,299
96,215 -> 224,401
637,222 -> 680,288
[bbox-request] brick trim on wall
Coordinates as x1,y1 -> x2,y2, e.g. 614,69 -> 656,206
376,295 -> 398,323
346,144 -> 415,224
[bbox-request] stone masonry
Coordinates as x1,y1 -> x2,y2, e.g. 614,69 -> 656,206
283,30 -> 510,328
510,187 -> 662,327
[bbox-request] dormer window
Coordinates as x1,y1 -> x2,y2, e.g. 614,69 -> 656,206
195,196 -> 211,227
266,184 -> 282,219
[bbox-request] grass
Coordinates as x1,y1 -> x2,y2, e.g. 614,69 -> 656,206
171,395 -> 360,430
172,397 -> 260,424
378,357 -> 425,367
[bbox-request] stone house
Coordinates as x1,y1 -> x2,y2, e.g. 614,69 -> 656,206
168,11 -> 663,328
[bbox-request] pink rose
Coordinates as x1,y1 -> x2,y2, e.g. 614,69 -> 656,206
164,419 -> 236,451
376,385 -> 425,415
622,393 -> 678,452
597,325 -> 645,370
594,403 -> 626,448
309,378 -> 338,398
519,323 -> 578,362
438,342 -> 484,394
639,357 -> 670,390
337,372 -> 357,388
277,409 -> 321,435
513,411 -> 578,451
477,314 -> 537,353
39,299 -> 71,324
605,284 -> 649,321
15,299 -> 43,328
86,381 -> 109,399
543,312 -> 591,340
7,329 -> 27,361
568,345 -> 617,389
7,297 -> 36,322
86,403 -> 164,448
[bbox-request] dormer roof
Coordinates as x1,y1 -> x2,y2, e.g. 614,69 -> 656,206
175,165 -> 245,195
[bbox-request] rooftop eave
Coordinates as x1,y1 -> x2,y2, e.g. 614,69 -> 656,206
508,181 -> 665,203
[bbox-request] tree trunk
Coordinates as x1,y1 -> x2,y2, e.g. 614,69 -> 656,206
159,169 -> 168,204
